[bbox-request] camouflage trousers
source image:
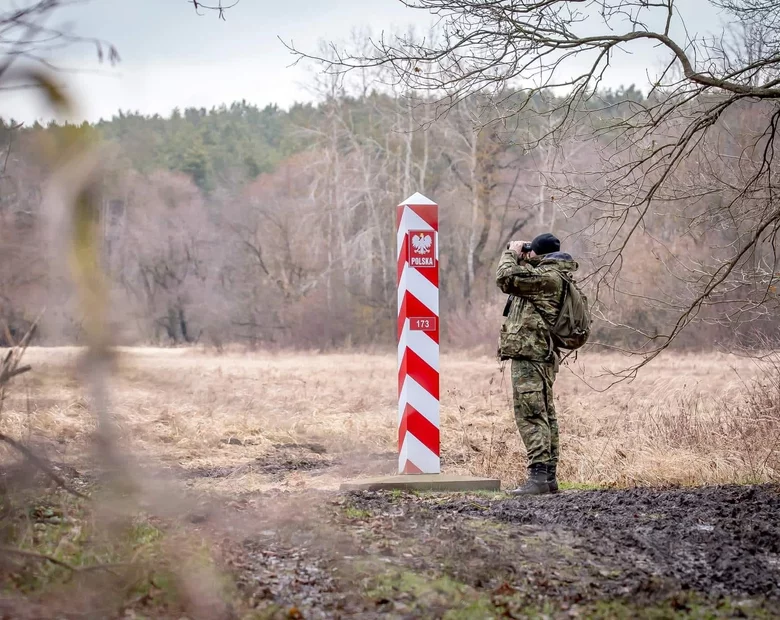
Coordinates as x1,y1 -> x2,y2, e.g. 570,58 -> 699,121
510,359 -> 559,467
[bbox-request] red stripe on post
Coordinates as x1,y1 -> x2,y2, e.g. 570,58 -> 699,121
397,233 -> 408,284
405,348 -> 440,400
398,405 -> 408,451
397,293 -> 407,340
417,264 -> 439,288
399,404 -> 440,456
402,460 -> 423,474
397,343 -> 440,397
398,348 -> 408,396
407,204 -> 439,231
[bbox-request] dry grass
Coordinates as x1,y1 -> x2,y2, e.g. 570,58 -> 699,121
1,347 -> 778,491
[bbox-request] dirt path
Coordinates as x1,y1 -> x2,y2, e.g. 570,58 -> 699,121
225,484 -> 780,619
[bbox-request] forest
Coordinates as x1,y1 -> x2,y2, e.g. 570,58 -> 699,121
1,80 -> 777,352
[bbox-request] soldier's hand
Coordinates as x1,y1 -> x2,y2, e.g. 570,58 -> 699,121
508,240 -> 523,254
508,241 -> 528,257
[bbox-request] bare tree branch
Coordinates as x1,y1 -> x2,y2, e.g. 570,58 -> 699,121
189,0 -> 241,20
287,0 -> 780,366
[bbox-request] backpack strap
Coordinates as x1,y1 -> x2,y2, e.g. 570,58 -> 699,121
502,295 -> 513,318
524,268 -> 570,362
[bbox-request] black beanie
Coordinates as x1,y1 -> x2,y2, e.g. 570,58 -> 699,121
531,233 -> 560,256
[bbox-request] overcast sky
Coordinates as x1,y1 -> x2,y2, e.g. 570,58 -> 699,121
0,0 -> 727,124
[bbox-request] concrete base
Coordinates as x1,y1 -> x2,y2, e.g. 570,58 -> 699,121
340,474 -> 501,492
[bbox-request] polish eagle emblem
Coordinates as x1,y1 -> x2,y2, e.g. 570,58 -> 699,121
411,232 -> 433,254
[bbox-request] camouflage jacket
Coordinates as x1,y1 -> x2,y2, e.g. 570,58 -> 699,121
495,250 -> 580,361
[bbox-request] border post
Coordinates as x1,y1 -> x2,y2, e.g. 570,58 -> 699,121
397,192 -> 440,474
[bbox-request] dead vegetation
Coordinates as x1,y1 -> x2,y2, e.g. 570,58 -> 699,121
2,347 -> 777,492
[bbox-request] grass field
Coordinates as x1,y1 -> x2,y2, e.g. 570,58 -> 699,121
2,347 -> 777,490
1,347 -> 779,618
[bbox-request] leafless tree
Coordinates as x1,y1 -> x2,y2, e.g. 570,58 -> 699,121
290,0 -> 780,372
111,170 -> 212,344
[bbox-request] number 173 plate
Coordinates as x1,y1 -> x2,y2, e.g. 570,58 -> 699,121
409,317 -> 437,332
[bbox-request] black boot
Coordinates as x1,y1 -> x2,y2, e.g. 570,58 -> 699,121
547,463 -> 559,494
508,463 -> 550,496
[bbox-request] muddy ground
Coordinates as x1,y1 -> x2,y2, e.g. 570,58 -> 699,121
3,460 -> 779,618
214,484 -> 780,619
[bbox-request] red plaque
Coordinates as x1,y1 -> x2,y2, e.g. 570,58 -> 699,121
408,230 -> 436,270
409,317 -> 437,332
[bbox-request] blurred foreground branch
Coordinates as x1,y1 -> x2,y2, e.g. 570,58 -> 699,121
0,320 -> 35,389
0,318 -> 89,498
0,0 -> 119,84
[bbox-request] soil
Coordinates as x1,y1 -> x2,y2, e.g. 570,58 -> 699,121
5,461 -> 780,618
225,484 -> 780,619
182,444 -> 336,480
437,485 -> 780,599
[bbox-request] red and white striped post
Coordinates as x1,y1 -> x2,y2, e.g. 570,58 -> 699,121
397,193 -> 440,474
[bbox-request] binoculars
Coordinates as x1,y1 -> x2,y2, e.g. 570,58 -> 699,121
507,242 -> 533,253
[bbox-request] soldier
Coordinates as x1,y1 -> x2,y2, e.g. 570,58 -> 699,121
496,233 -> 579,496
